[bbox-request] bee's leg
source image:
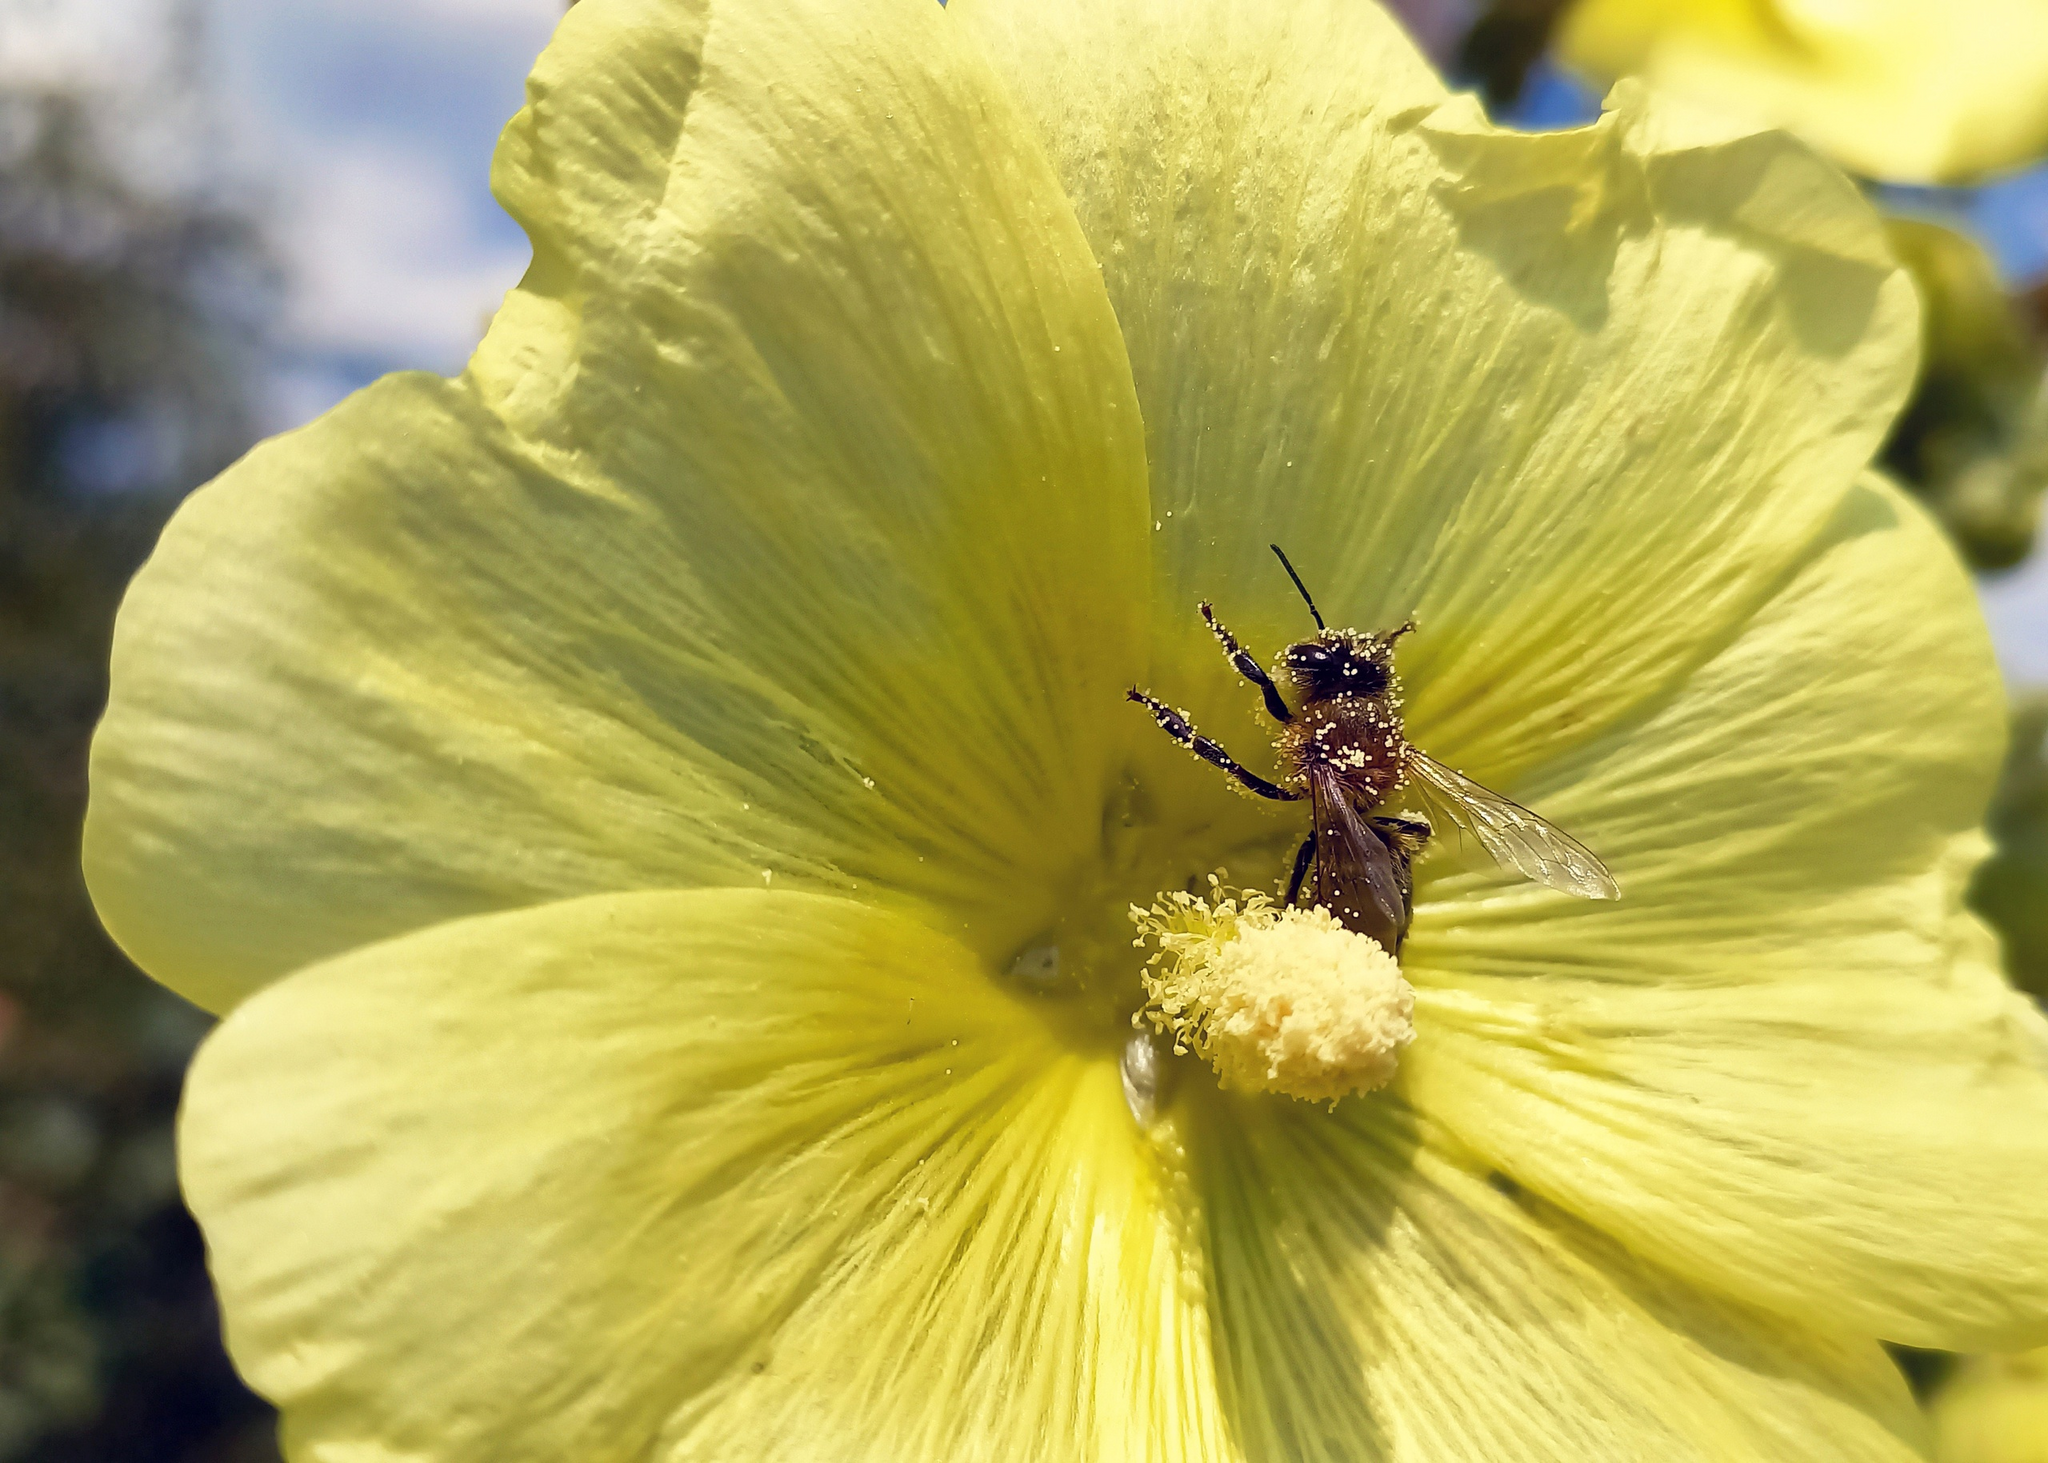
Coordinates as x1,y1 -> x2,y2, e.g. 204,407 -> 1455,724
1126,689 -> 1302,802
1199,602 -> 1292,724
1284,834 -> 1315,906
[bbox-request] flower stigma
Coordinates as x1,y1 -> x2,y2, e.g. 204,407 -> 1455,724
1130,875 -> 1415,1104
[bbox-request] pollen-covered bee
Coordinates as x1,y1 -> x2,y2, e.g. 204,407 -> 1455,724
1129,545 -> 1618,952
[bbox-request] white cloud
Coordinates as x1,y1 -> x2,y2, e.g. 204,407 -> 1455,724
0,0 -> 175,92
192,0 -> 560,420
275,138 -> 528,367
1982,556 -> 2048,689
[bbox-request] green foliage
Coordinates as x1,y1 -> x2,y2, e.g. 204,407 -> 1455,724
1973,695 -> 2048,1002
0,84 -> 279,1463
1881,218 -> 2048,572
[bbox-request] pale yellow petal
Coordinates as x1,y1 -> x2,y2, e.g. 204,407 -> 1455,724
184,882 -> 1932,1461
957,0 -> 1916,845
1190,1091 -> 1925,1462
86,0 -> 1149,1012
1561,0 -> 2048,183
1934,1350 -> 2048,1463
181,889 -> 1221,1462
1402,479 -> 2048,1350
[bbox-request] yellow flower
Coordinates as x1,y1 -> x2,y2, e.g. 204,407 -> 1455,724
82,0 -> 2048,1456
1934,1351 -> 2048,1462
1558,0 -> 2048,183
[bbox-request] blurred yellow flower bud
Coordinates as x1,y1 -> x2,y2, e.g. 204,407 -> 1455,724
1560,0 -> 2048,183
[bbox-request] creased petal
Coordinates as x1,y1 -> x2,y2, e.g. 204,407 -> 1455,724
1191,1092 -> 1924,1463
958,0 -> 1916,840
181,889 -> 1220,1462
1402,479 -> 2048,1350
1559,0 -> 2048,184
184,883 -> 1929,1462
85,0 -> 1149,1012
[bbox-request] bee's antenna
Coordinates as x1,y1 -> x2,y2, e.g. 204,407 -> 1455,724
1269,544 -> 1325,631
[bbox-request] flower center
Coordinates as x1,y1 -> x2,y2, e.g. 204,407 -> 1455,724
1129,877 -> 1415,1104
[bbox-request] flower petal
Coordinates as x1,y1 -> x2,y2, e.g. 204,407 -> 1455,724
181,889 -> 1221,1461
1931,1349 -> 2048,1463
1402,479 -> 2048,1350
1559,0 -> 2048,184
958,0 -> 1916,818
1191,1092 -> 1925,1462
85,0 -> 1149,1012
188,885 -> 1926,1462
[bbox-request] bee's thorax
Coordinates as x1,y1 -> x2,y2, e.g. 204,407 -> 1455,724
1277,694 -> 1407,802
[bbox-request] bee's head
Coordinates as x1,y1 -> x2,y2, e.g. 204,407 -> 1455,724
1279,625 -> 1410,703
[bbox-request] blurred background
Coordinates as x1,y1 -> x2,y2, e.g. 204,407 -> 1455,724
1,0 -> 2045,1458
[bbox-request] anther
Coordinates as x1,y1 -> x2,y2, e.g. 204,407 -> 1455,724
1130,881 -> 1414,1103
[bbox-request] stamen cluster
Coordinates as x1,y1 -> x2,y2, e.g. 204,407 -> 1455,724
1131,876 -> 1416,1103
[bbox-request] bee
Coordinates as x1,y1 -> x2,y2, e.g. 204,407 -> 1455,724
1129,545 -> 1618,952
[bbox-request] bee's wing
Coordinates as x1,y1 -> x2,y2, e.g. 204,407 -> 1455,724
1402,750 -> 1620,900
1308,765 -> 1411,946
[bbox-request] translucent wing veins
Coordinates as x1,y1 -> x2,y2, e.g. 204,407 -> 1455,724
1401,750 -> 1619,900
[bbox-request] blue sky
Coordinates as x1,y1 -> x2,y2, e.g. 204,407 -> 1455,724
200,0 -> 563,426
0,0 -> 560,421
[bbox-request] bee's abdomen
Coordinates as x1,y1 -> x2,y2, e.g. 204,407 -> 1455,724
1280,697 -> 1406,800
